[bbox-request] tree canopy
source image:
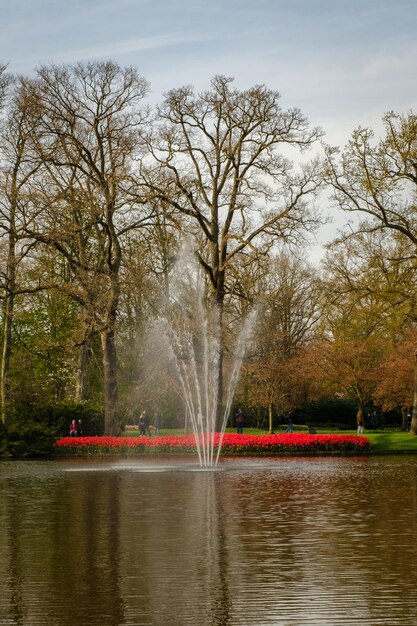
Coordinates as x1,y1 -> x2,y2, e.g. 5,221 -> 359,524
0,60 -> 416,435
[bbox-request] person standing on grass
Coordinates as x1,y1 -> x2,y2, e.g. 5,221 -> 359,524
284,417 -> 294,433
235,409 -> 244,434
142,410 -> 152,436
138,411 -> 146,436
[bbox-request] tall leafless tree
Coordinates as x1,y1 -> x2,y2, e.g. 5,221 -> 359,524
142,75 -> 323,419
22,61 -> 150,434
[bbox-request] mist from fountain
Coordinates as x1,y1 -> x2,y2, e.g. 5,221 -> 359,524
163,244 -> 257,467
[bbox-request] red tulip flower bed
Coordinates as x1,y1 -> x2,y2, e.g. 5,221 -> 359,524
55,432 -> 371,455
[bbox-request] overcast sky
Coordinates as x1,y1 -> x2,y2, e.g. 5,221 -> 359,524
1,0 -> 416,256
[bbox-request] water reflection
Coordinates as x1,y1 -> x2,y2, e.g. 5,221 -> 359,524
1,456 -> 417,625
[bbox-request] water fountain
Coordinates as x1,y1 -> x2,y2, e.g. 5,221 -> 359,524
163,244 -> 256,467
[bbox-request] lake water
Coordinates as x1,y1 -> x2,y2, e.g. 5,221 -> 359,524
1,455 -> 417,625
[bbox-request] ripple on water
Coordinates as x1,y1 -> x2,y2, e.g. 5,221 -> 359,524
1,456 -> 417,625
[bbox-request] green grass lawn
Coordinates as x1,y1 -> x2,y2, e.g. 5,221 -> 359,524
362,431 -> 417,453
122,426 -> 417,453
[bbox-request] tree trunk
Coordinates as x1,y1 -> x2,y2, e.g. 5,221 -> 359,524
268,402 -> 274,434
410,350 -> 417,435
101,328 -> 120,435
75,340 -> 91,403
356,402 -> 364,430
1,292 -> 14,425
1,224 -> 16,425
101,192 -> 122,435
216,343 -> 224,431
214,286 -> 225,432
401,407 -> 409,432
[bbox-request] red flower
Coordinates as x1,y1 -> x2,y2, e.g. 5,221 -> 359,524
54,433 -> 371,455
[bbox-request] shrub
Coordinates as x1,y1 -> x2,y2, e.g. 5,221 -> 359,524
10,401 -> 105,436
292,397 -> 358,429
2,421 -> 57,458
0,421 -> 9,457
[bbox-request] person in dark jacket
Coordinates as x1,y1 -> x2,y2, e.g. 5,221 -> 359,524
139,410 -> 151,436
235,409 -> 244,434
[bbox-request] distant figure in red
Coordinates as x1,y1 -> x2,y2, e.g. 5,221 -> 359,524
235,409 -> 244,434
69,419 -> 78,437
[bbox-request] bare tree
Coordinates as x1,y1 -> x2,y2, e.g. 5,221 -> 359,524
22,61 -> 150,434
243,252 -> 322,432
0,77 -> 44,423
0,62 -> 11,107
143,75 -> 323,417
262,252 -> 322,356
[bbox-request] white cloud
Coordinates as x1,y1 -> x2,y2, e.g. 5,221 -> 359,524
43,31 -> 207,65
